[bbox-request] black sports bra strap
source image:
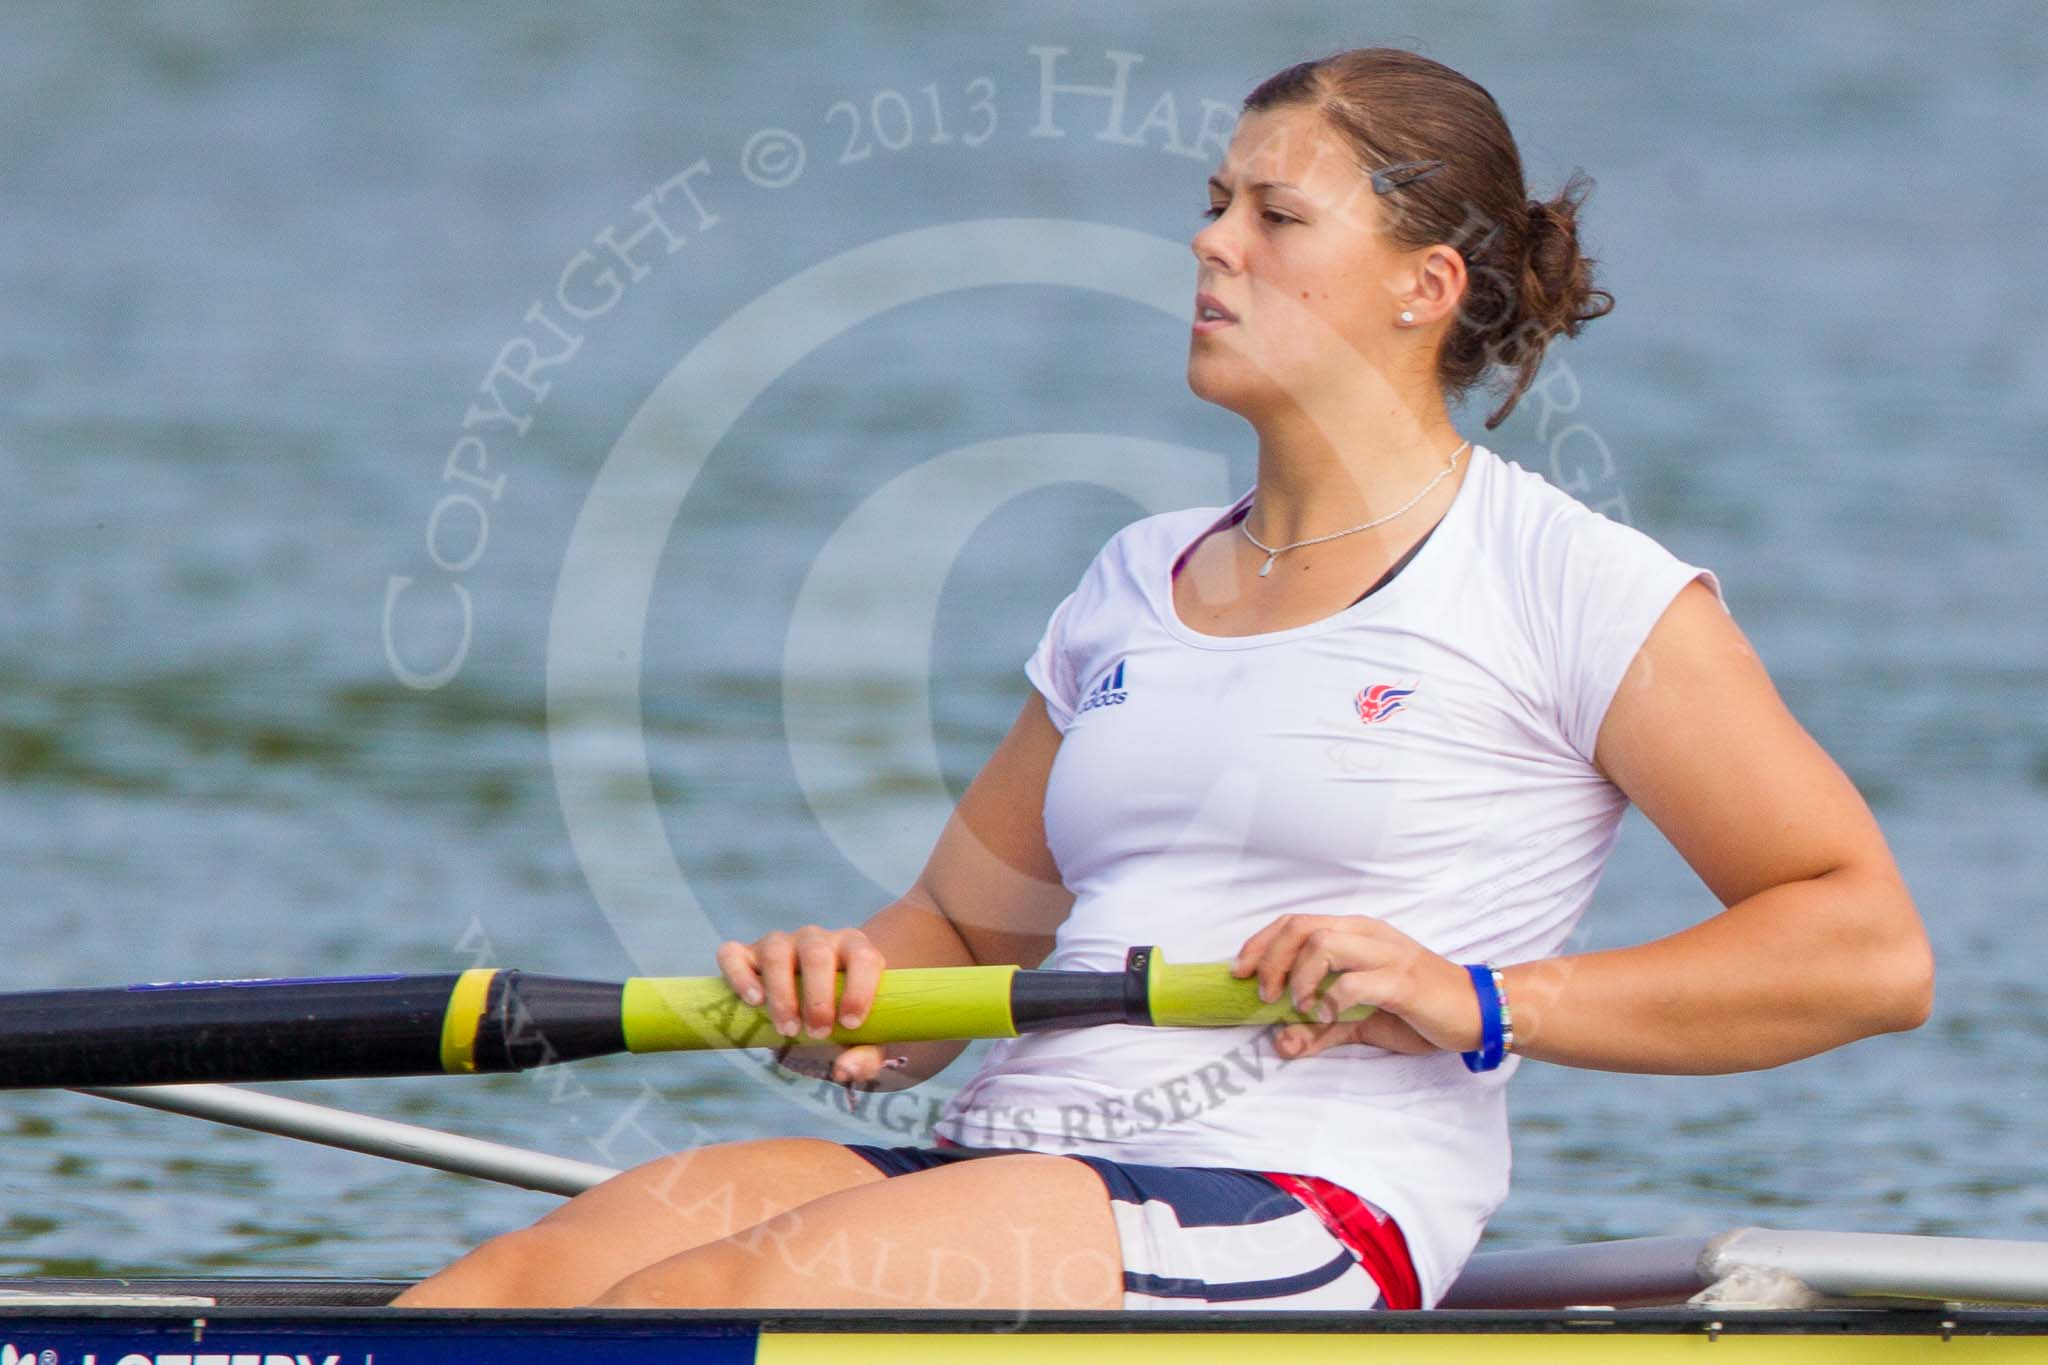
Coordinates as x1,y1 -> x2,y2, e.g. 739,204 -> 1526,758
1174,505 -> 1443,604
1348,516 -> 1444,607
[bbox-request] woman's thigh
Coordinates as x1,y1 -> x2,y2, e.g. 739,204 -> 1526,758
395,1136 -> 882,1307
533,1135 -> 882,1244
590,1152 -> 1122,1311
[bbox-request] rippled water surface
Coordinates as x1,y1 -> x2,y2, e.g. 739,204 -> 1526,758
1,3 -> 2043,1279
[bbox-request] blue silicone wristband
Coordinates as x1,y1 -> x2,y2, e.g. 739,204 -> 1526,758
1461,962 -> 1506,1072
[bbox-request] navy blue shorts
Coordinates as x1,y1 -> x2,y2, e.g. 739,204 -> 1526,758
843,1143 -> 1415,1310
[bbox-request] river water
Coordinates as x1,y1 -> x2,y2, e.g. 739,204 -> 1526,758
1,3 -> 2043,1280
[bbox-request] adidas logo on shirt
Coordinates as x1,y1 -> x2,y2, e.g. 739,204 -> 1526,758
1076,659 -> 1129,714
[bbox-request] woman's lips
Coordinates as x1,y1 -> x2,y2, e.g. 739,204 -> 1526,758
1193,292 -> 1239,335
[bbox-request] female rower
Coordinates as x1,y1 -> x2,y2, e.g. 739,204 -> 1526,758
396,46 -> 1931,1313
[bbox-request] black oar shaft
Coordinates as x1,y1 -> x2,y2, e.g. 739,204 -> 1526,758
0,974 -> 463,1088
0,971 -> 622,1089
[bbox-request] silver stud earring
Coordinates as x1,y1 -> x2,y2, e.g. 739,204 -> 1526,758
1399,310 -> 1415,325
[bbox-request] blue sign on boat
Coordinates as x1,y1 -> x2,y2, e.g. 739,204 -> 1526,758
0,1316 -> 762,1364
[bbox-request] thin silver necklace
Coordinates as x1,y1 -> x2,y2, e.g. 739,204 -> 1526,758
1239,439 -> 1472,577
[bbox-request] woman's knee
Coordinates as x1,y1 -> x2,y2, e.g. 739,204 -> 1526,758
590,1242 -> 751,1310
397,1221 -> 591,1308
400,1137 -> 881,1308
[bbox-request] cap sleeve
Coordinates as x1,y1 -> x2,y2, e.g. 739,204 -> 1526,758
1542,512 -> 1725,763
1024,590 -> 1082,733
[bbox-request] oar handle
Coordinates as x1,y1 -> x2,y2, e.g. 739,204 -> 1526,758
622,964 -> 1016,1052
618,947 -> 1371,1053
1147,952 -> 1363,1028
0,949 -> 1371,1089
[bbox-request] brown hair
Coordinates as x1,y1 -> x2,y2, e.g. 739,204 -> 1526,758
1244,48 -> 1614,429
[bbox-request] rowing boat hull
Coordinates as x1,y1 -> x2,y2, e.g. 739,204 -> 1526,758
4,1303 -> 2048,1362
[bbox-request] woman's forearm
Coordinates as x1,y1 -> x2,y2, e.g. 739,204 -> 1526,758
857,892 -> 981,970
1504,865 -> 1934,1074
847,892 -> 982,1082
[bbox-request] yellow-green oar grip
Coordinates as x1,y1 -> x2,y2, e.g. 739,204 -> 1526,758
620,964 -> 1022,1053
1145,956 -> 1375,1028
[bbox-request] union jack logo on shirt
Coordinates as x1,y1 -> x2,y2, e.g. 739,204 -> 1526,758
1354,682 -> 1415,726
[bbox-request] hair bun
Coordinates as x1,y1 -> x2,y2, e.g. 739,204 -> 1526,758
1519,171 -> 1612,346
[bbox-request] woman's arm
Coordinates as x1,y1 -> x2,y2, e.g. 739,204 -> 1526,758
1236,580 -> 1934,1073
892,689 -> 1075,973
1504,578 -> 1933,1071
718,692 -> 1074,1086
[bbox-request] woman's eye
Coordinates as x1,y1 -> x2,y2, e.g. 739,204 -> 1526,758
1201,204 -> 1293,225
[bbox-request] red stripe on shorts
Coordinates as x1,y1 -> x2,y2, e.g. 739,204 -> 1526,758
1261,1171 -> 1421,1310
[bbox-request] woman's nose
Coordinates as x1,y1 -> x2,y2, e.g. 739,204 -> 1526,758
1191,213 -> 1240,271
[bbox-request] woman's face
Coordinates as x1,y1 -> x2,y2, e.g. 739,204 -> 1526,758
1188,104 -> 1413,421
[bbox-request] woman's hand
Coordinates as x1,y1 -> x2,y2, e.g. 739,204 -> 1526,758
716,926 -> 905,1089
1232,914 -> 1483,1061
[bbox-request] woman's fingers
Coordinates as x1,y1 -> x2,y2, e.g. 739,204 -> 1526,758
1237,915 -> 1327,1003
1275,1018 -> 1370,1059
1237,914 -> 1475,1056
776,1043 -> 914,1101
1354,1010 -> 1438,1054
737,926 -> 886,1041
1287,929 -> 1352,1012
1307,956 -> 1484,1054
836,935 -> 885,1029
829,1043 -> 908,1087
1316,965 -> 1400,1021
714,940 -> 764,1007
827,1044 -> 880,1085
1230,915 -> 1292,980
1281,923 -> 1402,1012
1277,1005 -> 1458,1059
1242,915 -> 1392,1008
794,928 -> 843,1038
755,931 -> 801,1037
1274,1006 -> 1439,1060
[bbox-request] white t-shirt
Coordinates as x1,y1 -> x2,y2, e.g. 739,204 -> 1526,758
932,443 -> 1722,1307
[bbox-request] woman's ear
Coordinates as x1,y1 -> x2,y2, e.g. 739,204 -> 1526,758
1403,244 -> 1469,326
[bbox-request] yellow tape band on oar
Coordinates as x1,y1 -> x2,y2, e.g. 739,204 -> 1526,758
437,967 -> 499,1073
621,964 -> 1022,1054
1144,955 -> 1375,1029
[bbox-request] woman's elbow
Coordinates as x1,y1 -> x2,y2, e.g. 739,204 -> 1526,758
1863,886 -> 1935,1035
1880,930 -> 1936,1033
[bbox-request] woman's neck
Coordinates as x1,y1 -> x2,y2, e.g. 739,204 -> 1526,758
1243,398 -> 1467,545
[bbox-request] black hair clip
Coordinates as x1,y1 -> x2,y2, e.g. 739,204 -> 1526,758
1370,159 -> 1446,195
